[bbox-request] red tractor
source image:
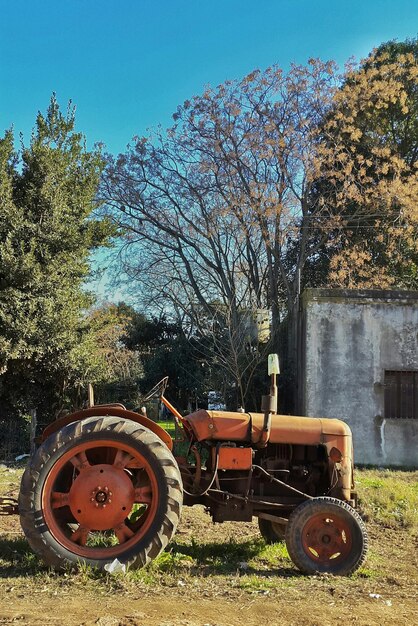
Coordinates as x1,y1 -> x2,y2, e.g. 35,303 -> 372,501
17,355 -> 367,575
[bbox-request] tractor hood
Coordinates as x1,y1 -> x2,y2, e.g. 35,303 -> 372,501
183,409 -> 352,447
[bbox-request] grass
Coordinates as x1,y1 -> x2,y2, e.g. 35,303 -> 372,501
0,465 -> 20,491
0,534 -> 286,585
156,420 -> 191,457
356,468 -> 418,530
156,420 -> 177,433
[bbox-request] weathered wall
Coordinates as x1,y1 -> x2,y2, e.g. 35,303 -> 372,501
301,289 -> 418,466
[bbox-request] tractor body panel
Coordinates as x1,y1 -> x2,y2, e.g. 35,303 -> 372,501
184,409 -> 351,447
183,410 -> 353,501
217,446 -> 253,470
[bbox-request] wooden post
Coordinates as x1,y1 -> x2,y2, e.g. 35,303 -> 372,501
30,409 -> 37,456
88,383 -> 95,408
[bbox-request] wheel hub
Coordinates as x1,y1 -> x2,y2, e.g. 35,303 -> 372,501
302,513 -> 352,563
91,486 -> 111,506
96,491 -> 107,503
69,464 -> 135,530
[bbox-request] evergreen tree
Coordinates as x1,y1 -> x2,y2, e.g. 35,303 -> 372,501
0,96 -> 113,442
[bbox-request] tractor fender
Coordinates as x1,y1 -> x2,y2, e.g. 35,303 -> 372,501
41,406 -> 173,451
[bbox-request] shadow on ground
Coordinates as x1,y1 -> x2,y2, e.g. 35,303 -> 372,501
0,534 -> 297,580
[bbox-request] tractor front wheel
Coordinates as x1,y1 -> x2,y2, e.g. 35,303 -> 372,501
285,497 -> 368,576
19,416 -> 183,571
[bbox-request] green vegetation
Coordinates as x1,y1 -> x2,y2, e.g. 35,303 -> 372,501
0,97 -> 115,453
357,469 -> 418,530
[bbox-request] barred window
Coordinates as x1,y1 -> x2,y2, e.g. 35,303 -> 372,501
384,371 -> 418,419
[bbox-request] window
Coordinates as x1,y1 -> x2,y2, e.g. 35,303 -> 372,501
384,371 -> 418,419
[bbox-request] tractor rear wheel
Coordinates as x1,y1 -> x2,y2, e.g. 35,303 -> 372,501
285,497 -> 368,575
19,416 -> 183,571
258,517 -> 286,543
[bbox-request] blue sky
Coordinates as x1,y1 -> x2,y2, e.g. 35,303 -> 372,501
1,0 -> 417,155
1,0 -> 417,302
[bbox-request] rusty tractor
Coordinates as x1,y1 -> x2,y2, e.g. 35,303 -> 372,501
9,354 -> 367,575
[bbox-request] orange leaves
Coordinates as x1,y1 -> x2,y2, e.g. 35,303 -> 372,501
328,244 -> 396,290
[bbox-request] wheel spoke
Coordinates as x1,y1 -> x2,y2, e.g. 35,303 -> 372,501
51,491 -> 70,509
114,522 -> 135,544
134,486 -> 152,504
113,449 -> 136,469
70,451 -> 90,472
70,526 -> 90,546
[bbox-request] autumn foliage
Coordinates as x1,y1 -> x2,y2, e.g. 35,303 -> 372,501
323,50 -> 418,287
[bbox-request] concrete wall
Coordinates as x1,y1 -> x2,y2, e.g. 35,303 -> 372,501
300,289 -> 418,467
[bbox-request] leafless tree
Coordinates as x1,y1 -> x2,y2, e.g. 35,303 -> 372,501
101,54 -> 418,406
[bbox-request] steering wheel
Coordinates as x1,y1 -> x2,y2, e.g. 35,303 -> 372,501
142,376 -> 169,402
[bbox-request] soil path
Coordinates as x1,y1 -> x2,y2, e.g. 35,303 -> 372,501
1,591 -> 417,626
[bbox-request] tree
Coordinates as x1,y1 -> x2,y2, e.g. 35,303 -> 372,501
0,129 -> 19,373
0,96 -> 113,437
85,303 -> 143,408
119,308 -> 206,411
102,50 -> 418,410
317,43 -> 418,288
101,60 -> 343,407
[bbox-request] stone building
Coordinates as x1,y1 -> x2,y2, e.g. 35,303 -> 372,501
299,289 -> 418,466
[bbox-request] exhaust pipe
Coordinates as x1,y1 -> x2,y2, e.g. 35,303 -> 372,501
258,354 -> 280,447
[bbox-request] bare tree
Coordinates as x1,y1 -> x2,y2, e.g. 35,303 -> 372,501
101,62 -> 339,387
101,54 -> 418,407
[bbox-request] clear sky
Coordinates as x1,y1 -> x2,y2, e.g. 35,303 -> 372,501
1,0 -> 418,155
1,0 -> 417,302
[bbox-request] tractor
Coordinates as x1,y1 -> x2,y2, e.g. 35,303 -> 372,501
11,354 -> 367,575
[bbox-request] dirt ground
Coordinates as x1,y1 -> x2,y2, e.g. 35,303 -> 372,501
0,466 -> 417,626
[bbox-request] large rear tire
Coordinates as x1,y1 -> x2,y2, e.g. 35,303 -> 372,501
19,416 -> 183,571
285,497 -> 368,576
258,517 -> 286,543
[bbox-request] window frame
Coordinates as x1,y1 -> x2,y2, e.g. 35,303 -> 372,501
384,370 -> 418,420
